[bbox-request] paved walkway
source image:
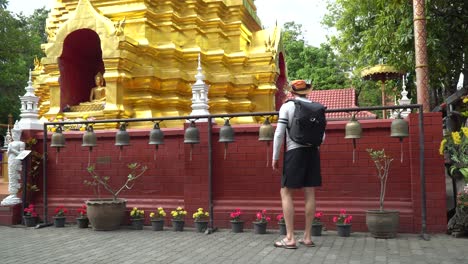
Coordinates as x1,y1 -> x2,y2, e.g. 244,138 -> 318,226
1,224 -> 467,264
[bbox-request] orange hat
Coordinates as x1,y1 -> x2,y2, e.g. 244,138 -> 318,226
289,80 -> 312,95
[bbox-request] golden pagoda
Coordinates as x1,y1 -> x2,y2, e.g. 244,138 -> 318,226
32,0 -> 286,128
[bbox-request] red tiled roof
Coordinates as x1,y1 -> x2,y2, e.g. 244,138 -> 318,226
285,88 -> 377,120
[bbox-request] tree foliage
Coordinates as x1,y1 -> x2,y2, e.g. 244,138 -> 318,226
0,2 -> 48,135
282,22 -> 350,90
323,0 -> 467,109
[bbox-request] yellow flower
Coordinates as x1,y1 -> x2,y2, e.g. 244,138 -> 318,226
463,97 -> 468,104
162,212 -> 166,216
150,212 -> 155,218
439,139 -> 447,156
198,208 -> 203,212
452,132 -> 462,145
158,207 -> 163,210
131,211 -> 135,216
177,207 -> 182,210
462,127 -> 468,137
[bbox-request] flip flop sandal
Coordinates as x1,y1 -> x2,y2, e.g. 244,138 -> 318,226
274,239 -> 298,249
298,239 -> 316,247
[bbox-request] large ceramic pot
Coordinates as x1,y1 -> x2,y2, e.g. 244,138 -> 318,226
86,198 -> 127,231
366,210 -> 399,238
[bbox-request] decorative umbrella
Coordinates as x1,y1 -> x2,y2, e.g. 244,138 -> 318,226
361,64 -> 403,118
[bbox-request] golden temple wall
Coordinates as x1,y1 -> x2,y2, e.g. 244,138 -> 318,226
34,0 -> 285,128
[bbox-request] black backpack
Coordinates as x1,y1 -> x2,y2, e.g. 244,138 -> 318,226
286,99 -> 327,147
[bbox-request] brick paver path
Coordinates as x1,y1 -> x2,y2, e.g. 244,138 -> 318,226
1,225 -> 467,263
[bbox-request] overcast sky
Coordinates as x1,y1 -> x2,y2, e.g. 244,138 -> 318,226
7,0 -> 331,47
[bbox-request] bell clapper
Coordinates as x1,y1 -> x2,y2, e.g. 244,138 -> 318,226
352,139 -> 356,164
400,138 -> 403,163
190,144 -> 193,161
224,142 -> 228,160
266,141 -> 270,167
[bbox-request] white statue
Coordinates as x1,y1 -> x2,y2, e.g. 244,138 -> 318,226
1,121 -> 25,206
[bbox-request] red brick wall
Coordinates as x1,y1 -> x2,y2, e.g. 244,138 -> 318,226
29,113 -> 446,233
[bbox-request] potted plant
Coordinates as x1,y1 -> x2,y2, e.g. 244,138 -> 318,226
23,204 -> 38,227
252,209 -> 271,234
76,204 -> 89,228
84,162 -> 147,231
192,208 -> 209,233
276,213 -> 286,235
129,207 -> 145,230
229,208 -> 244,233
311,211 -> 323,236
53,205 -> 68,227
171,207 -> 187,231
333,209 -> 352,237
365,148 -> 399,238
150,207 -> 166,231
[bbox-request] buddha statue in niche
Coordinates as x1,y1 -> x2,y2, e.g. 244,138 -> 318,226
70,72 -> 106,112
89,72 -> 106,102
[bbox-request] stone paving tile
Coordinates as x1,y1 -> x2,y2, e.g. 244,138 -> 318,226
1,226 -> 468,264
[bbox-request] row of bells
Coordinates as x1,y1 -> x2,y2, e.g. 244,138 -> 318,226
50,114 -> 408,149
344,113 -> 409,139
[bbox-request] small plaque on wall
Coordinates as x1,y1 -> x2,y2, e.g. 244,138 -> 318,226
96,156 -> 111,164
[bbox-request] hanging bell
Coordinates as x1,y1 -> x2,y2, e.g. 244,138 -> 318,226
258,117 -> 274,141
82,125 -> 97,149
344,114 -> 362,139
390,114 -> 409,139
184,121 -> 200,144
391,113 -> 409,163
115,123 -> 130,147
219,119 -> 235,143
50,126 -> 66,149
149,122 -> 164,146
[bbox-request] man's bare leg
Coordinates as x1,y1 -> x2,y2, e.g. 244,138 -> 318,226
303,187 -> 316,244
280,187 -> 296,245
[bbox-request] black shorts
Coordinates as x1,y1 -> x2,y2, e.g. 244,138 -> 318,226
282,147 -> 322,188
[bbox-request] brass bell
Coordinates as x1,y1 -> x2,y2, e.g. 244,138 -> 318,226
345,114 -> 362,139
115,123 -> 130,147
149,122 -> 164,146
50,126 -> 65,149
258,117 -> 274,141
184,121 -> 200,144
219,119 -> 235,143
345,114 -> 361,164
82,125 -> 97,149
390,114 -> 409,138
391,113 -> 409,163
219,119 -> 235,160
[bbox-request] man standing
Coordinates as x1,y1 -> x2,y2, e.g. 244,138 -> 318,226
272,80 -> 324,249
